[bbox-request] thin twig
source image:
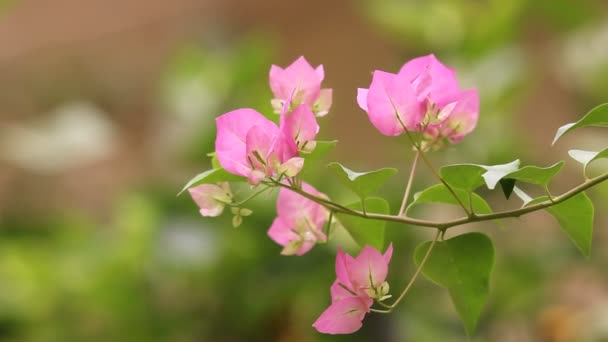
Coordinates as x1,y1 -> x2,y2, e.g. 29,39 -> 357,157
398,151 -> 420,216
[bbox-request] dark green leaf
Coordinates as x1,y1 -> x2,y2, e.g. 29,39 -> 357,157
498,178 -> 516,199
407,184 -> 492,215
337,198 -> 388,250
179,168 -> 246,195
327,162 -> 397,199
527,192 -> 594,256
553,103 -> 608,144
414,232 -> 494,336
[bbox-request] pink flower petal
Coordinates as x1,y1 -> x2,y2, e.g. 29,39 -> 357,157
215,109 -> 277,177
399,54 -> 460,108
313,297 -> 370,334
285,104 -> 320,147
356,88 -> 368,112
314,88 -> 333,117
348,245 -> 391,290
269,56 -> 324,107
365,70 -> 424,135
441,88 -> 479,143
188,184 -> 229,217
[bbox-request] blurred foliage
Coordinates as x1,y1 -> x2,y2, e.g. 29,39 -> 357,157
2,1 -> 608,341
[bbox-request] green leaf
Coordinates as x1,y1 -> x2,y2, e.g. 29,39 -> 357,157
441,160 -> 563,191
505,161 -> 565,186
441,160 -> 520,191
327,162 -> 397,199
414,232 -> 494,336
527,192 -> 594,256
179,168 -> 246,195
553,103 -> 608,144
407,184 -> 492,215
440,164 -> 486,192
207,152 -> 222,169
302,140 -> 338,162
569,147 -> 608,175
337,198 -> 388,250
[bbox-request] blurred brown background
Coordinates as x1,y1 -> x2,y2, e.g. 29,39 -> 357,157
1,0 -> 608,341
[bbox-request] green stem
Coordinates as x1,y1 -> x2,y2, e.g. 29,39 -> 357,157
386,230 -> 440,309
272,172 -> 608,231
398,151 -> 420,216
230,186 -> 273,207
402,128 -> 470,216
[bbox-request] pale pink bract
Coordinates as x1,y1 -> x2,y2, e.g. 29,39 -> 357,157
267,182 -> 328,256
215,108 -> 300,185
269,56 -> 332,117
314,244 -> 393,334
188,183 -> 232,217
358,54 -> 479,144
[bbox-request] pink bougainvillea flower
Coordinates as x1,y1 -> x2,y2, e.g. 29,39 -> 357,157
422,88 -> 479,144
215,108 -> 301,184
188,182 -> 232,217
358,54 -> 479,144
269,56 -> 332,117
357,70 -> 425,136
282,104 -> 320,153
314,244 -> 393,334
267,182 -> 328,256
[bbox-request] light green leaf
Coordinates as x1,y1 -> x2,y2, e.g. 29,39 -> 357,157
441,160 -> 521,190
407,184 -> 492,215
414,232 -> 494,336
480,160 -> 521,189
440,164 -> 486,192
441,160 -> 563,191
569,147 -> 608,175
505,161 -> 565,186
179,168 -> 246,195
527,192 -> 594,256
553,103 -> 608,145
337,198 -> 388,250
327,162 -> 397,199
207,152 -> 222,169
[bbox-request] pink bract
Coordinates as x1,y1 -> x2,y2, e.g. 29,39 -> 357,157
269,56 -> 332,116
314,244 -> 393,334
215,108 -> 299,185
267,182 -> 328,256
358,54 -> 479,144
188,183 -> 232,217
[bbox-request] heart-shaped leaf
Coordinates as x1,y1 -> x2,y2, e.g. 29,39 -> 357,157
407,184 -> 492,215
337,197 -> 388,250
328,162 -> 397,199
505,161 -> 564,186
441,160 -> 563,192
553,103 -> 608,145
414,232 -> 495,336
569,147 -> 608,175
527,192 -> 594,257
179,168 -> 246,195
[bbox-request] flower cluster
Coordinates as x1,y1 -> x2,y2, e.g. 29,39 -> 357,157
267,183 -> 328,255
313,245 -> 393,334
357,54 -> 479,147
214,57 -> 330,185
186,55 -> 480,336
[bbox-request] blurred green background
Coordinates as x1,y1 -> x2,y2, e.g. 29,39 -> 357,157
1,0 -> 608,341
